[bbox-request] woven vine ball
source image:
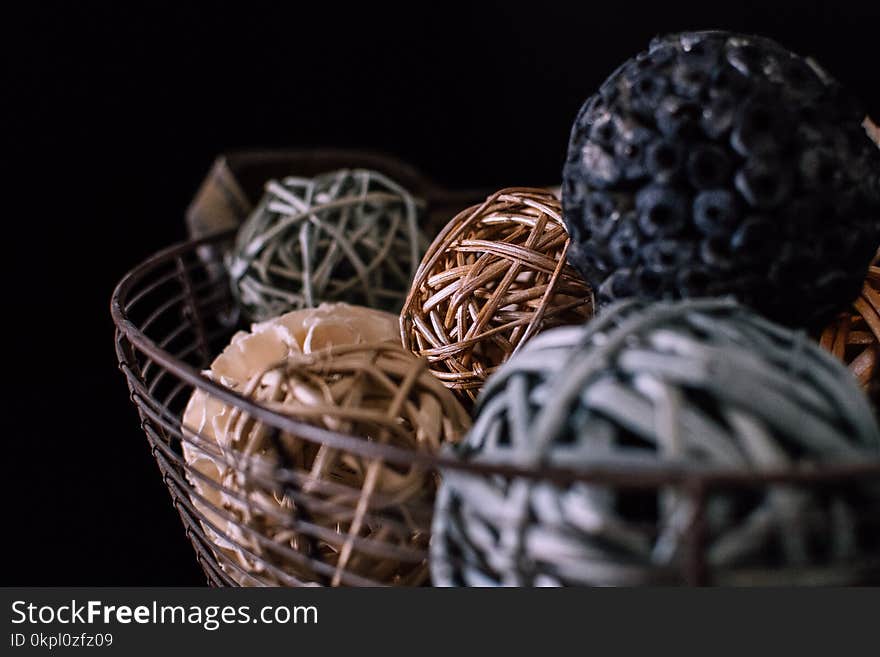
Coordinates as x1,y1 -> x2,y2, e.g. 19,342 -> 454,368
431,298 -> 880,586
227,169 -> 423,322
182,303 -> 470,586
399,188 -> 593,405
818,126 -> 880,401
562,31 -> 880,328
820,252 -> 880,403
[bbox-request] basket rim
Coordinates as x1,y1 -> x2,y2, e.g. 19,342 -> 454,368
111,233 -> 880,489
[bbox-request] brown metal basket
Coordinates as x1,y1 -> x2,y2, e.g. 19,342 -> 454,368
111,230 -> 880,586
111,150 -> 880,586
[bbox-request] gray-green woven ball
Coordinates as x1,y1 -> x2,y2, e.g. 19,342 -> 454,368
228,169 -> 423,321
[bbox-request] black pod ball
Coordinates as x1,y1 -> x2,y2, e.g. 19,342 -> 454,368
562,31 -> 880,327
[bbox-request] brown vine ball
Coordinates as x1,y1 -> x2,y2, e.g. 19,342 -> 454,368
819,123 -> 880,404
399,188 -> 594,404
820,252 -> 880,405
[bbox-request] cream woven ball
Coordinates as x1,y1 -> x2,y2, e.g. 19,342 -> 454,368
432,298 -> 880,586
228,169 -> 423,321
182,303 -> 470,586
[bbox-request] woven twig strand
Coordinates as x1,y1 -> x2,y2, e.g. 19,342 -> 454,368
228,169 -> 423,322
183,304 -> 470,586
820,253 -> 880,403
432,298 -> 880,586
399,188 -> 593,404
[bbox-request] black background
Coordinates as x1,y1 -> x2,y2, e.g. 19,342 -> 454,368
5,1 -> 880,585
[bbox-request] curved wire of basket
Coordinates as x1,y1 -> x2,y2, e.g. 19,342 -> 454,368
112,231 -> 880,586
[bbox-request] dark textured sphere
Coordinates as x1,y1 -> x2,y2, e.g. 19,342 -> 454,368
562,31 -> 880,327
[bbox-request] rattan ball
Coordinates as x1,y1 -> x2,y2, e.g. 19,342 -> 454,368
432,298 -> 880,586
399,188 -> 594,405
228,169 -> 423,322
182,303 -> 471,586
819,122 -> 880,401
820,253 -> 880,403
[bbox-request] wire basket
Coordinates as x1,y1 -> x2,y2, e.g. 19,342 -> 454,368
112,230 -> 880,586
112,145 -> 880,586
